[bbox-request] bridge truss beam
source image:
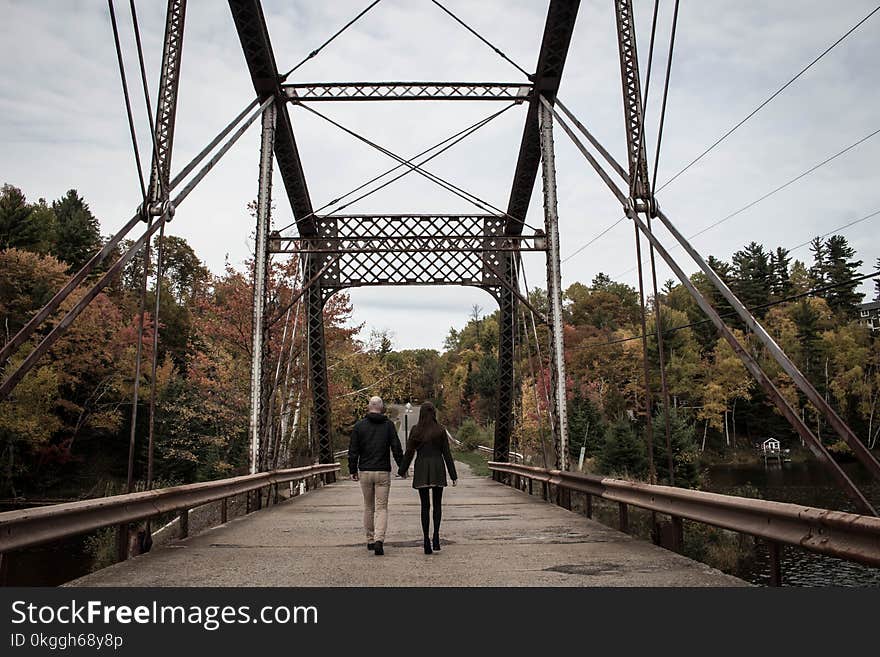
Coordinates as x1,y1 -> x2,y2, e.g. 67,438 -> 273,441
504,0 -> 580,235
250,102 -> 276,474
228,0 -> 316,235
282,82 -> 531,102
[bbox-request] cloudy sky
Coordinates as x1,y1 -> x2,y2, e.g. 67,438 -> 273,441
2,1 -> 878,351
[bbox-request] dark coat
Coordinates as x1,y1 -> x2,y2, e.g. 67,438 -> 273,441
348,413 -> 403,474
398,422 -> 457,488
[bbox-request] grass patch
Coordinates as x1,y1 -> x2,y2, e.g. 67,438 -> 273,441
452,449 -> 490,477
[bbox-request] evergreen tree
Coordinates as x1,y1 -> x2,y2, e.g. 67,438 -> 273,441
875,257 -> 880,302
823,235 -> 863,315
51,189 -> 102,271
731,242 -> 771,312
651,408 -> 700,488
809,236 -> 827,288
567,391 -> 605,459
769,246 -> 792,299
0,185 -> 56,253
791,300 -> 823,377
598,415 -> 646,478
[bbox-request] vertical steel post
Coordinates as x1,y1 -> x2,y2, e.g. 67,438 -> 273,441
538,99 -> 569,471
494,254 -> 516,472
250,101 -> 276,474
306,254 -> 333,464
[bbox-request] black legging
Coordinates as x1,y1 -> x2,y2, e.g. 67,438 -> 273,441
418,487 -> 443,539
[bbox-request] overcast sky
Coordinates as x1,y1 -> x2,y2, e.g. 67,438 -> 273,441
2,1 -> 878,351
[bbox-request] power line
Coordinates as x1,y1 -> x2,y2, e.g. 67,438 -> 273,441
571,269 -> 880,351
614,126 -> 880,278
562,4 -> 880,265
280,0 -> 383,81
656,4 -> 880,193
788,208 -> 880,252
430,0 -> 530,78
562,216 -> 625,263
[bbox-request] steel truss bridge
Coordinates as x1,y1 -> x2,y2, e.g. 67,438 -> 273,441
0,0 -> 879,586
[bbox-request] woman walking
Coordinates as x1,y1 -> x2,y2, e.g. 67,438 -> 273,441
398,402 -> 457,554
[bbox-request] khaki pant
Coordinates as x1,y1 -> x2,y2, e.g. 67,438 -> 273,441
359,470 -> 391,542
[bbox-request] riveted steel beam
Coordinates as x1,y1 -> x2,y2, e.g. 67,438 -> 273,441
228,0 -> 316,235
283,82 -> 532,102
505,0 -> 580,235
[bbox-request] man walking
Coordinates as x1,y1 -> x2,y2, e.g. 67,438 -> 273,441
348,396 -> 404,555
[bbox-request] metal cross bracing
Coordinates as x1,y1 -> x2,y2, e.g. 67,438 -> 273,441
283,82 -> 532,102
272,214 -> 533,293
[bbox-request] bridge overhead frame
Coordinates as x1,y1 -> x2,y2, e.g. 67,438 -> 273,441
229,0 -> 582,468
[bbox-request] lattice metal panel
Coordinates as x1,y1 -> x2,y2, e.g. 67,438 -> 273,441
309,215 -> 508,292
283,82 -> 531,102
613,0 -> 651,199
148,0 -> 186,202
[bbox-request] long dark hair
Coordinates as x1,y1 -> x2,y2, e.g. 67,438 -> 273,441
412,402 -> 444,447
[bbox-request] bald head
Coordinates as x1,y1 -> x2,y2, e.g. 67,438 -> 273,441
368,396 -> 384,413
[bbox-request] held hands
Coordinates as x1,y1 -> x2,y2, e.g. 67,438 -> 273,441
452,479 -> 457,487
351,473 -> 359,481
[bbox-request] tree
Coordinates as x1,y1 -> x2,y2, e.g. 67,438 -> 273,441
809,236 -> 826,287
875,257 -> 880,301
51,190 -> 102,271
731,242 -> 771,312
651,408 -> 700,488
0,185 -> 56,253
769,247 -> 792,299
567,390 -> 604,459
823,235 -> 863,316
0,248 -> 69,337
597,415 -> 646,478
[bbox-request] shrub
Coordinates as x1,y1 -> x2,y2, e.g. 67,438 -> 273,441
457,419 -> 487,451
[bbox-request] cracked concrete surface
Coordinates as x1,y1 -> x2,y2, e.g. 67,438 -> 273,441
68,462 -> 746,587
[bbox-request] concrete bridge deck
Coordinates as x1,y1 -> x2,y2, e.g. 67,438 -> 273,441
70,464 -> 745,587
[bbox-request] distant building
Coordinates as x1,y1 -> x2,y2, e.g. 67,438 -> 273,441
761,437 -> 780,454
859,301 -> 880,332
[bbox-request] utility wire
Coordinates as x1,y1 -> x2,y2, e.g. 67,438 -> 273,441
430,0 -> 530,78
298,103 -> 541,231
656,4 -> 880,193
788,208 -> 880,252
107,0 -> 147,203
562,216 -> 626,263
275,102 -> 516,233
548,5 -> 880,266
571,268 -> 880,351
615,125 -> 880,278
281,0 -> 382,81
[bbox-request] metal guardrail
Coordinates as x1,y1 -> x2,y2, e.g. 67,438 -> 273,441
475,444 -> 524,463
488,462 -> 880,581
0,463 -> 340,554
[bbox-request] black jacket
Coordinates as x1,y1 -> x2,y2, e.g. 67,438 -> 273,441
348,412 -> 403,474
398,423 -> 457,488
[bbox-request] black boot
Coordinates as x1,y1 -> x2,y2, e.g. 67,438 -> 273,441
367,542 -> 375,551
423,538 -> 433,555
374,540 -> 384,556
432,534 -> 441,551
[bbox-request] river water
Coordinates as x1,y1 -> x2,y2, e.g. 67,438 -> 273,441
704,461 -> 880,587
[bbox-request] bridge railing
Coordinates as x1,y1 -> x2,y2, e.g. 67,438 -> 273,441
0,463 -> 340,556
488,462 -> 880,584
